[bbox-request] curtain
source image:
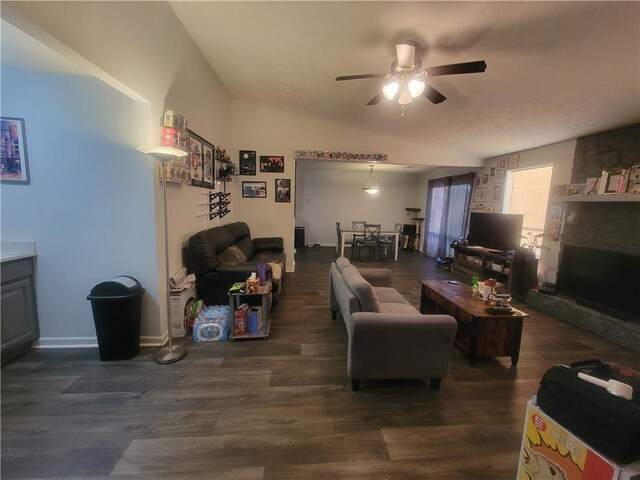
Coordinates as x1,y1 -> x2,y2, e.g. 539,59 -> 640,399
425,173 -> 475,258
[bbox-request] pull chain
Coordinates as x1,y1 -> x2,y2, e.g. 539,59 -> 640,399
401,105 -> 405,117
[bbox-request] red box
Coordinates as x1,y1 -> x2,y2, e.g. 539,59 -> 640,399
161,128 -> 188,150
234,308 -> 247,336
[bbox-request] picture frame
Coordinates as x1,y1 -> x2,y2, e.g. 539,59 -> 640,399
239,150 -> 256,175
475,187 -> 487,202
202,142 -> 214,188
566,183 -> 587,196
188,130 -> 204,186
275,179 -> 291,203
242,181 -> 267,198
584,177 -> 599,195
493,185 -> 504,202
508,154 -> 519,169
482,174 -> 489,184
548,205 -> 563,222
496,170 -> 506,179
259,155 -> 284,173
497,156 -> 508,171
1,117 -> 30,184
489,167 -> 496,178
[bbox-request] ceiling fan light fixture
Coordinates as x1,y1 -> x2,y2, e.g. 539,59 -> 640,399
408,79 -> 426,98
362,164 -> 380,194
398,87 -> 413,105
382,81 -> 399,100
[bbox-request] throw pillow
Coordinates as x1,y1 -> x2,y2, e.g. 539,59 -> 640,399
217,245 -> 247,264
341,265 -> 381,313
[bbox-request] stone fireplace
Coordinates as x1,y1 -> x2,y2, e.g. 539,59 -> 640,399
527,123 -> 640,353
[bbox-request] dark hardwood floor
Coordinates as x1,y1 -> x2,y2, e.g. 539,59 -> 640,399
2,247 -> 639,479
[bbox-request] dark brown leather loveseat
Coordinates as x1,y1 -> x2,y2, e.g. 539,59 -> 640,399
185,222 -> 285,306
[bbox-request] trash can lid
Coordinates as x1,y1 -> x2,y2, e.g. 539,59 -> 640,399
87,275 -> 145,300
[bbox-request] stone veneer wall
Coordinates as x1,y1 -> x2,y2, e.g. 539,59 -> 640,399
528,124 -> 640,353
563,123 -> 640,255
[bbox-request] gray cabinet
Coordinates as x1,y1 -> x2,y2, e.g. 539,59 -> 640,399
1,257 -> 40,363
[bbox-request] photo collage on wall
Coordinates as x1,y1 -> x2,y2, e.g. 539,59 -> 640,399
471,153 -> 519,212
188,130 -> 215,189
239,150 -> 291,203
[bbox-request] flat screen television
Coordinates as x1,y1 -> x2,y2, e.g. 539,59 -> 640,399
465,212 -> 524,252
556,245 -> 640,321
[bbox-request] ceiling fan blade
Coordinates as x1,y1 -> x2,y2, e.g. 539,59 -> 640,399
425,60 -> 487,77
367,92 -> 385,105
335,73 -> 389,81
423,85 -> 447,104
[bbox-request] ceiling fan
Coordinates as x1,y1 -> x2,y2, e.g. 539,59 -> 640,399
336,42 -> 486,113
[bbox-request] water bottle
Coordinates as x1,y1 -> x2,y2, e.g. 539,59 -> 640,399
256,262 -> 266,286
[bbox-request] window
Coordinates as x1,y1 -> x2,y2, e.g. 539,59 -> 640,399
503,165 -> 553,247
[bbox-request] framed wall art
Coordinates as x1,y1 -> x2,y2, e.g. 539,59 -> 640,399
259,155 -> 284,173
239,150 -> 256,175
1,117 -> 30,184
497,156 -> 508,171
242,181 -> 267,198
475,188 -> 487,202
275,179 -> 291,203
188,132 -> 203,186
493,184 -> 504,202
202,142 -> 214,188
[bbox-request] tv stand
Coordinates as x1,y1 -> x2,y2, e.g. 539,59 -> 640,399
452,245 -> 538,298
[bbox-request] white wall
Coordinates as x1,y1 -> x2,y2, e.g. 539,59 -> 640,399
3,2 -> 232,343
230,101 -> 483,269
1,69 -> 158,344
296,165 -> 422,246
470,140 -> 576,280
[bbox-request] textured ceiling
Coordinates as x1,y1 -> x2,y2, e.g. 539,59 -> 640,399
170,1 -> 639,162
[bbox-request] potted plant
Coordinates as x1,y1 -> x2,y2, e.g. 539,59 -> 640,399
217,162 -> 237,181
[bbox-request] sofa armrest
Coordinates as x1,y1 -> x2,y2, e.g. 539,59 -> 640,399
358,268 -> 392,287
253,237 -> 284,252
346,313 -> 458,380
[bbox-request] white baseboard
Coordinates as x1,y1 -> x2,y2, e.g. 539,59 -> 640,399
33,334 -> 168,348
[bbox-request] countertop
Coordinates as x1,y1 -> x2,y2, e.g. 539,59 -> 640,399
1,242 -> 37,263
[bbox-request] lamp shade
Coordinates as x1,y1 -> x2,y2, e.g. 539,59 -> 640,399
137,145 -> 188,163
362,165 -> 380,194
382,81 -> 400,100
408,79 -> 426,98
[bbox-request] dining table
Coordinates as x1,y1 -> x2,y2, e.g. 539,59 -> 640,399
339,228 -> 401,261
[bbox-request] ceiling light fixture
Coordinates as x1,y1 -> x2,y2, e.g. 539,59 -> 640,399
362,164 -> 380,194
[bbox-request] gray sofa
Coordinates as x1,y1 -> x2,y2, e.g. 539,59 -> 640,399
329,257 -> 457,391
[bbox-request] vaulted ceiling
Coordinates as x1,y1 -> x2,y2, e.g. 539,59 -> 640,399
170,1 -> 639,161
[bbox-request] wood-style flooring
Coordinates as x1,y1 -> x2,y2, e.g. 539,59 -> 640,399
2,247 -> 639,479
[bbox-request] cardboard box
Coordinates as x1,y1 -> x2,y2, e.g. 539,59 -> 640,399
517,401 -> 640,480
170,284 -> 196,337
162,110 -> 185,131
161,127 -> 189,150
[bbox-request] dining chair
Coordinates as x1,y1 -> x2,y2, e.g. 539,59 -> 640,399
378,225 -> 398,259
336,222 -> 351,256
356,224 -> 381,260
351,221 -> 366,258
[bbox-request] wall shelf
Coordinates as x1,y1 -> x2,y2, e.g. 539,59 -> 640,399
552,194 -> 640,203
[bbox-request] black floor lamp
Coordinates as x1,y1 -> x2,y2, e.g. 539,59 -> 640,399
137,145 -> 188,364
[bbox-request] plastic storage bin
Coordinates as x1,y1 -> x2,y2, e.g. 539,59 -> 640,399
87,276 -> 144,361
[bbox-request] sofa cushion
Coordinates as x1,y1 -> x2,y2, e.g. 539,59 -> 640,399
236,236 -> 256,260
217,245 -> 247,264
374,287 -> 411,305
225,222 -> 251,243
379,303 -> 420,315
335,257 -> 351,273
342,265 -> 381,313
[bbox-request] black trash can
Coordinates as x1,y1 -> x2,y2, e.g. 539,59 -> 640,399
295,226 -> 305,248
87,276 -> 144,361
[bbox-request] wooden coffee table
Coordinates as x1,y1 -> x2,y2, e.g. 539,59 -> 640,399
420,279 -> 529,366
